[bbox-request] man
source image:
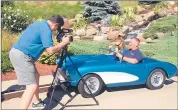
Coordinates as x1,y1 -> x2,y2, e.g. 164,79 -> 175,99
116,37 -> 144,64
9,15 -> 71,109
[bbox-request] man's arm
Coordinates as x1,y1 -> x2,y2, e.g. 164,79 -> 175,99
122,56 -> 138,64
46,36 -> 70,54
116,53 -> 139,64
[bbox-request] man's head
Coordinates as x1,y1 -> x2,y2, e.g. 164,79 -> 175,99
48,15 -> 64,31
128,37 -> 140,50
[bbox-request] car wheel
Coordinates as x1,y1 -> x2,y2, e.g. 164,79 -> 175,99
78,74 -> 105,98
146,69 -> 166,90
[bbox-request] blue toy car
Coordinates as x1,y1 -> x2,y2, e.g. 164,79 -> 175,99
58,48 -> 177,98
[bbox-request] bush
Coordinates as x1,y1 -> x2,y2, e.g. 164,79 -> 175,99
1,5 -> 32,33
73,17 -> 88,30
110,15 -> 125,29
143,32 -> 158,39
122,7 -> 136,21
38,52 -> 60,65
1,1 -> 14,7
1,51 -> 14,73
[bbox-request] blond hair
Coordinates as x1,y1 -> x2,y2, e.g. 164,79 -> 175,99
116,37 -> 125,48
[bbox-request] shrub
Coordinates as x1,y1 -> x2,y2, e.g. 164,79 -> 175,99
1,1 -> 14,7
2,30 -> 18,51
38,40 -> 59,65
143,32 -> 158,39
38,52 -> 60,65
122,7 -> 136,21
1,51 -> 14,73
1,5 -> 32,33
153,2 -> 169,16
73,17 -> 88,30
110,15 -> 125,29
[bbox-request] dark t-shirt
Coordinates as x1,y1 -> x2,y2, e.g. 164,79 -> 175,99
123,49 -> 144,62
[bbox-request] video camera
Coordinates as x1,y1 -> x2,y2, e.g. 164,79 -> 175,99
56,26 -> 73,43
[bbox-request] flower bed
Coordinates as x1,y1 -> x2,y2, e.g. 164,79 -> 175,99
2,62 -> 57,81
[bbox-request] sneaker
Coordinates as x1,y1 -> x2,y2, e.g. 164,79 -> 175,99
32,99 -> 46,109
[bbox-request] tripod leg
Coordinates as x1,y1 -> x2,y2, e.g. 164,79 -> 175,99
47,85 -> 56,110
67,56 -> 99,105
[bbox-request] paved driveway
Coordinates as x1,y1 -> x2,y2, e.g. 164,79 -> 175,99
2,77 -> 177,109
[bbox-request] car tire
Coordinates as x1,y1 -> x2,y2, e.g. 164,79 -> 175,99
146,69 -> 166,90
78,74 -> 105,98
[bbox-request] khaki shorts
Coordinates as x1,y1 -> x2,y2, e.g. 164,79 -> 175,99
9,48 -> 38,85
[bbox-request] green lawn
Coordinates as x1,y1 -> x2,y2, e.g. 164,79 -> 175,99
13,1 -> 83,19
69,40 -> 110,55
140,31 -> 177,66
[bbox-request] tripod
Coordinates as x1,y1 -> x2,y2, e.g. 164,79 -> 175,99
46,46 -> 99,110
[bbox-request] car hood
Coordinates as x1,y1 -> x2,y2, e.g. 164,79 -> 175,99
64,54 -> 117,68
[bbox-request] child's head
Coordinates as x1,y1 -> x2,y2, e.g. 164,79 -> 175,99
115,37 -> 125,49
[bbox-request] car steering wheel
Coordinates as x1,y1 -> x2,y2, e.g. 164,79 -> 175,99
98,48 -> 116,55
98,48 -> 122,62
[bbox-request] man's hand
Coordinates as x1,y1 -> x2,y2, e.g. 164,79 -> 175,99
61,36 -> 71,45
45,36 -> 71,54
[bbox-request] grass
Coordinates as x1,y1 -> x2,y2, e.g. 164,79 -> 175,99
13,1 -> 83,19
141,14 -> 177,66
69,40 -> 110,55
140,31 -> 177,66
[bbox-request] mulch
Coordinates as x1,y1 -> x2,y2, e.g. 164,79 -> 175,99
1,62 -> 57,81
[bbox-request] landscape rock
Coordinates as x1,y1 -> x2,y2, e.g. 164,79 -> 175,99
63,18 -> 73,28
146,38 -> 152,42
137,35 -> 145,42
93,34 -> 108,41
156,33 -> 165,39
81,35 -> 94,39
174,7 -> 177,13
107,31 -> 119,40
121,26 -> 129,34
137,7 -> 149,14
86,28 -> 97,37
138,21 -> 145,26
128,27 -> 134,31
135,15 -> 144,22
143,11 -> 155,21
73,36 -> 81,40
101,27 -> 111,34
75,28 -> 86,36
